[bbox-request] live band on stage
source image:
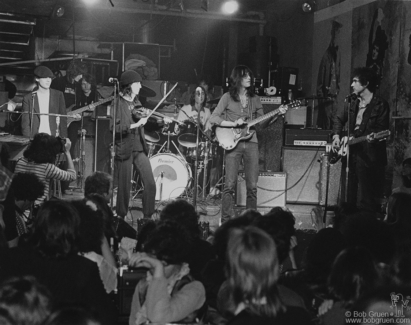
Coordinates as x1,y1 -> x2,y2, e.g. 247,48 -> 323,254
0,65 -> 388,219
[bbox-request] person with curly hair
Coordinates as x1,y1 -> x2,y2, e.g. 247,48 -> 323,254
14,133 -> 76,206
1,173 -> 45,247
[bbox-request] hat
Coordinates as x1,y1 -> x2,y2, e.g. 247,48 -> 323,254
34,66 -> 54,78
120,70 -> 142,86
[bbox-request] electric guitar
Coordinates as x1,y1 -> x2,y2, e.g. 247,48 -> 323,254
67,96 -> 114,127
329,130 -> 391,164
214,99 -> 302,150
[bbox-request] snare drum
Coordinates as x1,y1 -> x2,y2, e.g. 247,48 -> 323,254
150,153 -> 192,201
187,142 -> 217,160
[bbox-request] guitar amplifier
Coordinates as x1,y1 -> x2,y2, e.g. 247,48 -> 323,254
236,172 -> 286,207
284,128 -> 331,147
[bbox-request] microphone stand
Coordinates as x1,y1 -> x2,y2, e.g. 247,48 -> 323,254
110,80 -> 118,210
30,92 -> 35,139
192,109 -> 201,211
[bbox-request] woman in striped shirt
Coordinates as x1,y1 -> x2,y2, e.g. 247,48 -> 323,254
15,133 -> 76,206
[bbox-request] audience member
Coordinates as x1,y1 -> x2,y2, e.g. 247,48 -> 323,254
201,213 -> 255,311
318,247 -> 381,325
159,199 -> 215,283
44,305 -> 102,325
223,226 -> 312,325
128,221 -> 206,325
385,192 -> 411,250
0,276 -> 52,325
392,157 -> 411,195
0,200 -> 116,325
85,172 -> 137,241
1,173 -> 45,247
14,133 -> 76,206
71,199 -> 117,294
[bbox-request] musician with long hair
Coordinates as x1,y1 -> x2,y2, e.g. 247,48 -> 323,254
209,65 -> 286,222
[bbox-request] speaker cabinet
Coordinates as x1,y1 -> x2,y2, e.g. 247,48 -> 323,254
282,146 -> 324,204
319,153 -> 342,206
236,172 -> 286,207
95,118 -> 111,173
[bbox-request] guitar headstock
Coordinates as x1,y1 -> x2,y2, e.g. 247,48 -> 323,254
374,130 -> 391,140
279,99 -> 302,113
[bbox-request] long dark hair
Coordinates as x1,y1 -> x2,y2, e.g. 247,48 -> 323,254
229,65 -> 255,101
28,200 -> 80,259
226,226 -> 285,318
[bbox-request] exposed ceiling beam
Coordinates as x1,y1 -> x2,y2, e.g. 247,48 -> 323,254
74,3 -> 266,24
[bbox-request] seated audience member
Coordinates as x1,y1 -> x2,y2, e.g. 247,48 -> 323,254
2,173 -> 45,247
0,276 -> 52,325
14,133 -> 76,206
44,305 -> 102,325
318,247 -> 381,325
385,192 -> 411,250
392,157 -> 411,195
201,213 -> 255,311
84,171 -> 112,202
159,199 -> 215,283
128,221 -> 206,325
262,207 -> 297,270
0,200 -> 116,325
71,199 -> 117,294
338,212 -> 396,265
223,226 -> 312,325
280,228 -> 346,317
85,172 -> 137,241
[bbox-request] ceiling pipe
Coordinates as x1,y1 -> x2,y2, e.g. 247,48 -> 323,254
74,3 -> 267,24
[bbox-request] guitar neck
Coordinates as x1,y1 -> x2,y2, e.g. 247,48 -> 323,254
72,96 -> 113,114
348,135 -> 367,146
247,108 -> 280,127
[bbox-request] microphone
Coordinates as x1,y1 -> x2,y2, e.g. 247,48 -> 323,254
32,91 -> 37,97
108,77 -> 118,83
196,87 -> 202,95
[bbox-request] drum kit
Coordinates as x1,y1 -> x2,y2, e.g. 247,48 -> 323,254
142,116 -> 217,202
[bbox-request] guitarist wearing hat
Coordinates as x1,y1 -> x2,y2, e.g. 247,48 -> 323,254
209,65 -> 287,223
332,67 -> 389,215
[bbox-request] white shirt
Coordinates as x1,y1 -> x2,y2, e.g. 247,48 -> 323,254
37,90 -> 51,135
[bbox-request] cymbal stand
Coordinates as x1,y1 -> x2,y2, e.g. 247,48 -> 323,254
192,112 -> 201,211
202,141 -> 210,199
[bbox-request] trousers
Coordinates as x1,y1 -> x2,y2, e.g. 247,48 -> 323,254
221,141 -> 259,222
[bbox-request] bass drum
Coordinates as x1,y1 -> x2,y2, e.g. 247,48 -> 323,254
149,153 -> 192,201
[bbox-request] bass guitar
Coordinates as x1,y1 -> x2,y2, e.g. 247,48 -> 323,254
67,96 -> 114,127
214,99 -> 302,150
329,130 -> 390,164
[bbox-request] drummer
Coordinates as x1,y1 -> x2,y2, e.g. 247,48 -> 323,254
177,86 -> 211,132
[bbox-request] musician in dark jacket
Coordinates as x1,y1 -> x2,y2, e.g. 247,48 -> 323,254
111,70 -> 156,219
209,65 -> 286,223
332,67 -> 389,215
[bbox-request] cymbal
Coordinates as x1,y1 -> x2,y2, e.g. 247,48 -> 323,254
207,97 -> 221,105
144,130 -> 160,143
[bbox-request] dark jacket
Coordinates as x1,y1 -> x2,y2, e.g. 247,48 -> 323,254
21,89 -> 68,138
332,95 -> 389,165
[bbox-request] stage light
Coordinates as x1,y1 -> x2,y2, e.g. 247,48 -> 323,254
55,6 -> 65,17
222,0 -> 239,15
302,1 -> 316,13
83,0 -> 99,5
